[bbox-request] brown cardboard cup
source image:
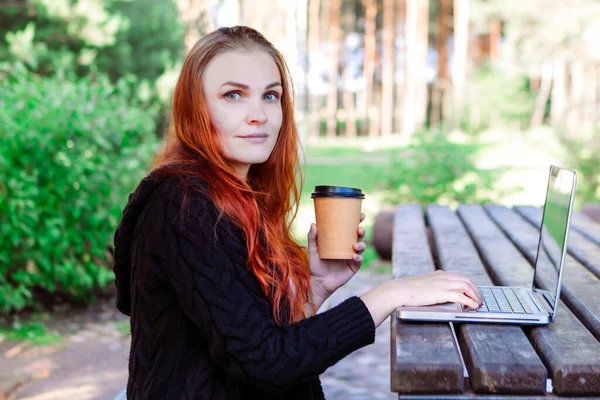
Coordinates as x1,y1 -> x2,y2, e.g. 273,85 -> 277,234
312,186 -> 365,260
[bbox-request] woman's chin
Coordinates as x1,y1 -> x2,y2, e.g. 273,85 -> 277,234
233,153 -> 272,166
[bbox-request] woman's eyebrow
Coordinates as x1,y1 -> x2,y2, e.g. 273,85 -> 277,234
265,82 -> 282,89
220,81 -> 282,90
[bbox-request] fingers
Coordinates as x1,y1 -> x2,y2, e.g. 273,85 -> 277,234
348,253 -> 363,273
434,270 -> 481,303
357,226 -> 366,240
307,224 -> 318,255
445,280 -> 482,305
447,291 -> 480,309
353,241 -> 367,254
307,223 -> 317,240
360,212 -> 366,223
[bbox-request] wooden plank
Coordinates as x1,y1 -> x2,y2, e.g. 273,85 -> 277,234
391,317 -> 465,394
505,205 -> 600,340
427,205 -> 546,395
391,205 -> 464,394
399,394 -> 592,399
457,205 -> 534,288
571,212 -> 600,247
484,204 -> 600,395
426,205 -> 494,286
393,205 -> 436,279
458,326 -> 547,396
514,206 -> 600,279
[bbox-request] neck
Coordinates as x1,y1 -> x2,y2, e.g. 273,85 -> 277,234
231,162 -> 250,182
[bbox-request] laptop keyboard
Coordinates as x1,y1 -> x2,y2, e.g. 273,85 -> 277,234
473,287 -> 534,314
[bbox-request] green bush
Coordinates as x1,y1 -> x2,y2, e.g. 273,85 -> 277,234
0,63 -> 159,312
459,66 -> 535,135
0,0 -> 185,84
384,130 -> 505,206
557,125 -> 600,203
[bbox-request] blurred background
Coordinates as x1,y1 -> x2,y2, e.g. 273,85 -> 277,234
1,0 -> 600,399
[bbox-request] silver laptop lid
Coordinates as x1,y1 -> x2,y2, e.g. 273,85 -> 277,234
533,165 -> 577,322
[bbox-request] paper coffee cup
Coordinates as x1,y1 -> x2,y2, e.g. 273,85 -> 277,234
312,186 -> 365,260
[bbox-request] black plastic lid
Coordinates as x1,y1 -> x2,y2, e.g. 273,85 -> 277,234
311,185 -> 365,199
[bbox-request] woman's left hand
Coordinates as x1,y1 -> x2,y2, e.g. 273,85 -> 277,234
307,213 -> 367,308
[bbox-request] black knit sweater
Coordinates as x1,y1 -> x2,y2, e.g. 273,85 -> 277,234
112,171 -> 376,399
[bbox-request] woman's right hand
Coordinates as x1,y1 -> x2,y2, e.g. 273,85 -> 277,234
392,270 -> 482,308
360,270 -> 483,328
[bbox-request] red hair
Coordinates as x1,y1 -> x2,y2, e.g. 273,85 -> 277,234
151,26 -> 311,324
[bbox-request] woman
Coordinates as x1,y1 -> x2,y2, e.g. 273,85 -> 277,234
112,26 -> 482,400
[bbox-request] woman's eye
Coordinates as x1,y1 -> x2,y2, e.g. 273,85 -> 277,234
224,91 -> 241,100
264,92 -> 280,102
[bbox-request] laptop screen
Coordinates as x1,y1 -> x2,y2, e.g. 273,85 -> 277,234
533,165 -> 577,321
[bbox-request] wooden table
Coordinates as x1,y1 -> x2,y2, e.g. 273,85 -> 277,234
390,204 -> 600,399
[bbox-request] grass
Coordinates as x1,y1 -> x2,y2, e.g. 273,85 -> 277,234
0,320 -> 62,346
303,143 -> 406,158
294,129 -> 581,272
295,150 -> 390,270
300,163 -> 387,202
116,320 -> 130,335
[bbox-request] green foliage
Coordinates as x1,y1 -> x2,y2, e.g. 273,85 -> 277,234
0,0 -> 122,75
94,0 -> 185,83
471,0 -> 600,64
302,163 -> 382,203
0,0 -> 185,102
0,63 -> 159,312
557,126 -> 600,203
0,319 -> 62,345
460,67 -> 535,135
384,130 -> 503,206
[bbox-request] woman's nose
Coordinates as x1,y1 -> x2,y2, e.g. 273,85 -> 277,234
246,99 -> 267,125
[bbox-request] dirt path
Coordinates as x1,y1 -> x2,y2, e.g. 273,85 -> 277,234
2,265 -> 393,400
1,302 -> 130,400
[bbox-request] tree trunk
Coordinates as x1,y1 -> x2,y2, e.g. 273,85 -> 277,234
581,64 -> 597,133
394,0 -> 406,134
431,0 -> 450,128
551,58 -> 567,126
363,0 -> 378,137
179,0 -> 214,52
381,0 -> 396,137
414,0 -> 429,128
567,61 -> 584,135
342,75 -> 358,138
594,66 -> 600,127
451,0 -> 469,129
489,19 -> 501,64
307,0 -> 321,143
530,63 -> 552,127
342,3 -> 358,138
402,0 -> 417,135
597,66 -> 600,126
437,0 -> 450,83
326,0 -> 341,138
403,0 -> 428,135
430,84 -> 442,129
296,0 -> 309,148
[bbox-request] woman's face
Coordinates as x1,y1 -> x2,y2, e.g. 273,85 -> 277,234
202,50 -> 283,180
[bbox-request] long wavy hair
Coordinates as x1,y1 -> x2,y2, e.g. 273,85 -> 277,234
151,26 -> 310,324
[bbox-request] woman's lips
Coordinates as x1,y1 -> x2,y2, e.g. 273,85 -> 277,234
238,134 -> 269,143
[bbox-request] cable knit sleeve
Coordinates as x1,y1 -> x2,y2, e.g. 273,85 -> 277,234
141,181 -> 376,393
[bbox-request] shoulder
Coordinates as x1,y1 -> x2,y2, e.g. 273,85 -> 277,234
142,171 -> 243,243
142,172 -> 216,225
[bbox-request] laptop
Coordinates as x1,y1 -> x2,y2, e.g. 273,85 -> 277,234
396,165 -> 577,325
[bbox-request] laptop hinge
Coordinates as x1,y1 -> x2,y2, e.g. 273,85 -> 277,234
533,289 -> 555,312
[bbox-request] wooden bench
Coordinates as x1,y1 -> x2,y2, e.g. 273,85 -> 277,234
390,204 -> 600,399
